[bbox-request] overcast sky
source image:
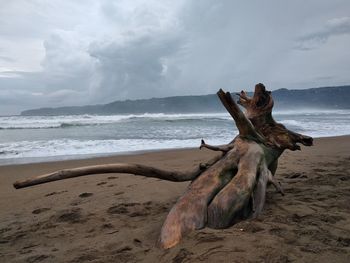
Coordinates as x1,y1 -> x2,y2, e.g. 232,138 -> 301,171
1,0 -> 350,114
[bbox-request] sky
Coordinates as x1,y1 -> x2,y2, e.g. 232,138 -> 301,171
0,0 -> 350,114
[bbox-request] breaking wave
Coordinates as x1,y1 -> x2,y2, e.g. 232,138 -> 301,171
0,113 -> 230,130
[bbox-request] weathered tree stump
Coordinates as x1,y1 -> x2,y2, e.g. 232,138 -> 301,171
13,83 -> 313,249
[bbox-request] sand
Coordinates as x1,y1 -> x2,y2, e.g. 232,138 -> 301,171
0,136 -> 349,263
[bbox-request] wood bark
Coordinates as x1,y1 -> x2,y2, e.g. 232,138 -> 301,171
13,83 -> 312,249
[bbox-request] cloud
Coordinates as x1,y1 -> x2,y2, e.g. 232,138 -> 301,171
296,16 -> 350,50
89,34 -> 183,102
87,0 -> 186,102
0,0 -> 350,114
0,0 -> 186,113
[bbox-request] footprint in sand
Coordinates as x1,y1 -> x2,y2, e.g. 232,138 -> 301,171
114,246 -> 134,261
101,223 -> 114,229
173,248 -> 193,263
107,204 -> 130,215
25,254 -> 52,263
70,253 -> 98,263
107,202 -> 150,217
286,172 -> 307,179
313,168 -> 327,173
32,208 -> 51,214
45,190 -> 67,197
194,232 -> 225,244
269,227 -> 287,238
78,192 -> 93,198
53,208 -> 86,224
107,201 -> 170,218
133,238 -> 142,247
239,222 -> 264,233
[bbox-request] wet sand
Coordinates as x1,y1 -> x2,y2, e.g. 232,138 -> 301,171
0,136 -> 349,262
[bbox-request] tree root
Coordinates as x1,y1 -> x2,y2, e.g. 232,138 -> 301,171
159,146 -> 240,248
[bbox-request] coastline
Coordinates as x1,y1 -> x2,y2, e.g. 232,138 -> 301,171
0,135 -> 349,262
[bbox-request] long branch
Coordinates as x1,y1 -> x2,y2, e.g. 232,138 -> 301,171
13,163 -> 206,189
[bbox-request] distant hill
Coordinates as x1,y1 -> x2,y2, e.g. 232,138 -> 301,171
21,85 -> 350,116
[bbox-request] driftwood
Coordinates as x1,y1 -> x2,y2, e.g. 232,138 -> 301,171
13,83 -> 312,249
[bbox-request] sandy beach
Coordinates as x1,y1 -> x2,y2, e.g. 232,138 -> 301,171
0,135 -> 349,262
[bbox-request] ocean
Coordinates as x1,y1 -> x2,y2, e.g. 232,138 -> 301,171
1,110 -> 349,165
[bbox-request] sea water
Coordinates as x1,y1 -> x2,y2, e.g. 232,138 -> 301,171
0,110 -> 349,165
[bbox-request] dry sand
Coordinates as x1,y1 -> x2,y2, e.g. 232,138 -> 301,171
0,136 -> 349,263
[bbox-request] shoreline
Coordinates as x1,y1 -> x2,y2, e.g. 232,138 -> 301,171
1,134 -> 349,167
0,146 -> 196,167
0,135 -> 349,262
